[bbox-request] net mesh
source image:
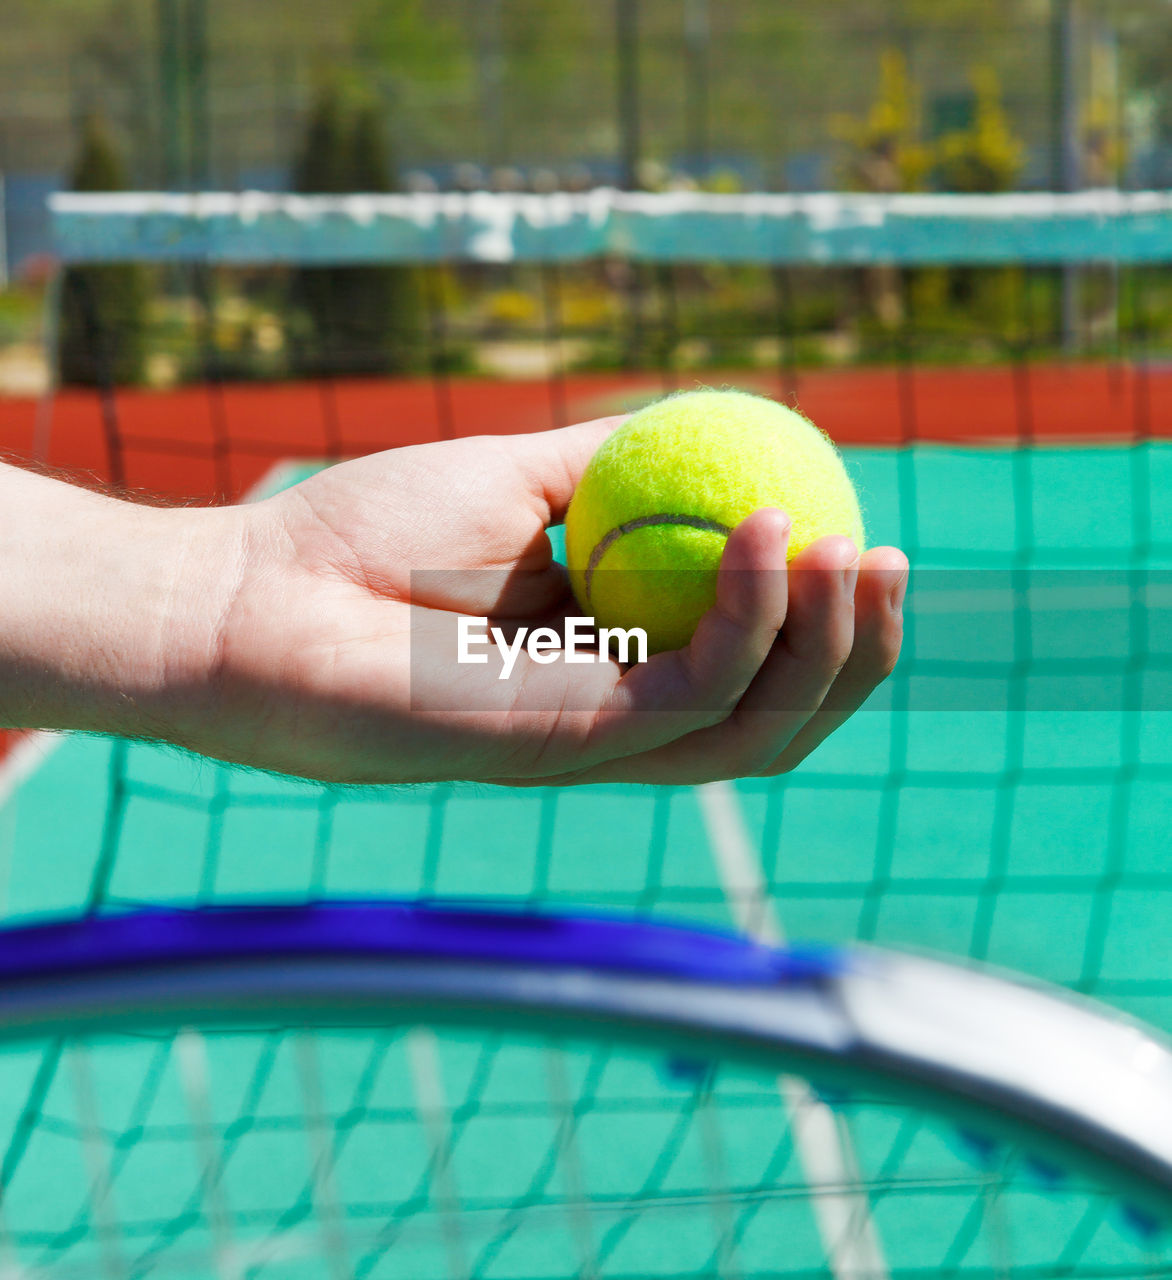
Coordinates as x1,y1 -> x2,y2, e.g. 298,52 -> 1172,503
0,190 -> 1170,1276
0,1025 -> 1166,1279
4,192 -> 1170,1025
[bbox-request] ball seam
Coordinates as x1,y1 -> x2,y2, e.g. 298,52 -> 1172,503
584,514 -> 731,601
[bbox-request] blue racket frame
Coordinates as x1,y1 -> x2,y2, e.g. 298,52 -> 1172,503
0,899 -> 1167,1224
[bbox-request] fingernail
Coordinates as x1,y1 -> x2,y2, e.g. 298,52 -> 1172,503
778,514 -> 792,550
889,571 -> 908,614
842,542 -> 860,594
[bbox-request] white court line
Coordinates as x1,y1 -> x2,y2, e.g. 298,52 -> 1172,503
0,733 -> 63,919
244,459 -> 323,503
175,1028 -> 240,1280
295,1035 -> 353,1280
698,781 -> 889,1280
70,1045 -> 128,1280
0,733 -> 61,811
407,1028 -> 469,1280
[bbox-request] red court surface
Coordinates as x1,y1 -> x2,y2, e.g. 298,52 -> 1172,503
1,362 -> 1168,506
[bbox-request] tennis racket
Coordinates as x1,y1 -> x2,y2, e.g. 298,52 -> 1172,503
0,900 -> 1166,1279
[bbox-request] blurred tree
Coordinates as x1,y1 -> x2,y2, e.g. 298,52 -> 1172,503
290,82 -> 421,376
352,0 -> 470,81
344,100 -> 419,373
933,67 -> 1025,192
75,0 -> 153,182
1118,1 -> 1172,164
290,82 -> 404,376
290,79 -> 349,376
920,68 -> 1026,324
57,114 -> 148,386
830,50 -> 933,330
350,100 -> 390,192
1082,33 -> 1126,187
830,50 -> 934,195
293,78 -> 352,195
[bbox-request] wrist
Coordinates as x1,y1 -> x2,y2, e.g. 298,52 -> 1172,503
0,463 -> 247,741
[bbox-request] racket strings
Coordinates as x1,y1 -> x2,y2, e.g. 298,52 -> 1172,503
0,1027 -> 1154,1279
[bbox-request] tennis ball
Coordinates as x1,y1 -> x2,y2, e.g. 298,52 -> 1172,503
564,389 -> 864,654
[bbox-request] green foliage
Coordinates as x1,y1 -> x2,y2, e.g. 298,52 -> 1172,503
829,52 -> 1029,338
921,66 -> 1025,334
290,82 -> 421,376
0,289 -> 40,346
292,79 -> 352,194
831,52 -> 1026,196
933,67 -> 1024,193
1082,37 -> 1127,187
350,102 -> 391,191
57,114 -> 149,387
351,0 -> 471,83
830,51 -> 934,193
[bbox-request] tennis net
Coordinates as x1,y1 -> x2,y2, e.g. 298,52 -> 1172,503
0,187 -> 1168,1029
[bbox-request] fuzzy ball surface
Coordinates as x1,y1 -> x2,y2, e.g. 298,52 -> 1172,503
564,389 -> 865,653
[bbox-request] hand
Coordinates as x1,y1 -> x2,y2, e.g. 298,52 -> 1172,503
173,418 -> 907,785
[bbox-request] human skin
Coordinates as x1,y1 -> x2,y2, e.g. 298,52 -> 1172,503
0,417 -> 907,785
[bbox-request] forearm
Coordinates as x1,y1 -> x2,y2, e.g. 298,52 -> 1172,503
0,461 -> 242,739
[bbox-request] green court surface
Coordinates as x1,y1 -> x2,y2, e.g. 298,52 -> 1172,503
0,446 -> 1170,1276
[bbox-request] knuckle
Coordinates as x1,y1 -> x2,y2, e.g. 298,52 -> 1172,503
738,739 -> 782,778
756,753 -> 796,779
823,631 -> 854,679
870,615 -> 904,678
698,695 -> 740,732
697,726 -> 769,780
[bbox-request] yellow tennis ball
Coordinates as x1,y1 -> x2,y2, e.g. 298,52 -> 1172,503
564,389 -> 865,654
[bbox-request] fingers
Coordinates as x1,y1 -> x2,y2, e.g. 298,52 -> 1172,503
683,507 -> 792,699
527,509 -> 792,773
502,415 -> 627,525
757,548 -> 907,774
288,506 -> 903,787
558,531 -> 859,783
512,534 -> 905,786
726,533 -> 861,735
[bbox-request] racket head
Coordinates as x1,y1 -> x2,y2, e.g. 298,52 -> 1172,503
0,901 -> 1167,1279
